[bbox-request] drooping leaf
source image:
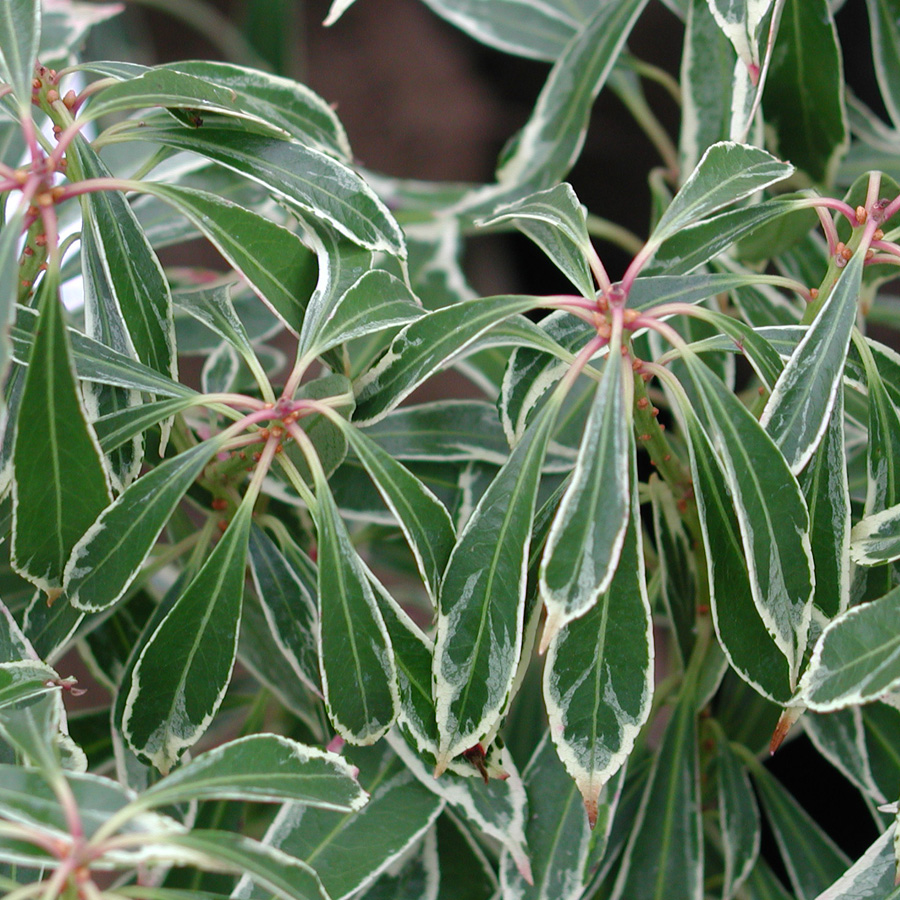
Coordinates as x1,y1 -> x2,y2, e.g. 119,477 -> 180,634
761,249 -> 863,472
433,390 -> 563,769
11,269 -> 111,593
312,465 -> 399,744
543,464 -> 653,826
122,497 -> 254,773
540,346 -> 631,640
64,437 -> 229,612
762,0 -> 847,184
798,583 -> 900,710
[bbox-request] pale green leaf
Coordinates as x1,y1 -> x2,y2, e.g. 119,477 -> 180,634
0,0 -> 40,109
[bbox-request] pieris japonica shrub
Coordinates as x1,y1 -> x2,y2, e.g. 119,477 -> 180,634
1,0 -> 900,897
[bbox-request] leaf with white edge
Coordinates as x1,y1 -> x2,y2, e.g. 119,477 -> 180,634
433,390 -> 563,770
798,584 -> 900,711
161,830 -> 329,900
681,401 -> 793,702
138,182 -> 317,335
681,354 -> 814,685
750,763 -> 850,899
610,665 -> 702,900
64,437 -> 229,613
93,395 -> 198,453
867,0 -> 900,131
478,183 -> 595,298
544,464 -> 653,827
122,497 -> 253,773
493,0 -> 649,191
706,0 -> 773,67
354,295 -> 541,425
499,733 -> 624,900
0,600 -> 32,663
709,721 -> 760,899
761,249 -> 863,472
68,137 -> 176,381
248,524 -> 320,696
762,0 -> 847,184
540,346 -> 631,643
123,122 -> 405,255
0,203 -> 25,400
651,142 -> 793,246
11,269 -> 111,593
0,0 -> 40,109
235,743 -> 443,900
312,465 -> 399,744
308,269 -> 425,358
810,825 -> 898,900
388,731 -> 532,884
323,0 -> 357,26
338,420 -> 455,602
357,829 -> 439,900
0,661 -> 60,711
800,392 -> 851,618
138,733 -> 366,811
851,502 -> 900,566
861,345 -> 900,515
22,587 -> 84,664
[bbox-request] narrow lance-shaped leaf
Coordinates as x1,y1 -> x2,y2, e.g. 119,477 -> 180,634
354,294 -> 541,425
136,734 -> 367,811
797,583 -> 900,711
650,142 -> 793,246
866,0 -> 900,131
121,122 -> 405,255
540,346 -> 631,646
11,268 -> 112,593
851,501 -> 900,566
337,420 -> 455,603
761,249 -> 863,473
248,524 -> 321,696
122,495 -> 254,773
680,354 -> 814,685
706,0 -> 773,68
544,453 -> 653,827
312,463 -> 399,744
679,397 -> 793,702
433,389 -> 564,770
0,204 -> 26,400
0,0 -> 40,110
64,436 -> 229,612
610,659 -> 703,900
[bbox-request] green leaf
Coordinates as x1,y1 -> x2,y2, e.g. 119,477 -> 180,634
11,270 -> 111,593
64,437 -> 228,612
808,827 -> 899,900
750,763 -> 850,899
543,466 -> 653,825
0,0 -> 40,109
761,249 -> 863,473
139,182 -> 317,335
651,142 -> 793,246
312,467 -> 399,744
93,395 -> 198,453
0,661 -> 59,711
706,0 -> 772,67
162,830 -> 329,900
798,583 -> 900,710
69,137 -> 176,381
540,348 -> 631,640
122,122 -> 404,255
493,0 -> 649,191
499,733 -> 624,899
478,183 -> 596,298
680,355 -> 814,685
851,502 -> 900,566
801,392 -> 851,617
353,295 -> 540,425
338,422 -> 455,603
247,524 -> 321,696
0,204 -> 26,404
867,0 -> 900,131
710,722 -> 760,899
682,402 -> 793,702
305,269 -> 425,359
610,668 -> 702,900
138,733 -> 366,810
122,496 -> 253,773
762,0 -> 847,184
433,390 -> 563,768
238,743 -> 443,900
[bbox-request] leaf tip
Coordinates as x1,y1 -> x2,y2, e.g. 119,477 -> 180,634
770,704 -> 805,755
578,779 -> 602,829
